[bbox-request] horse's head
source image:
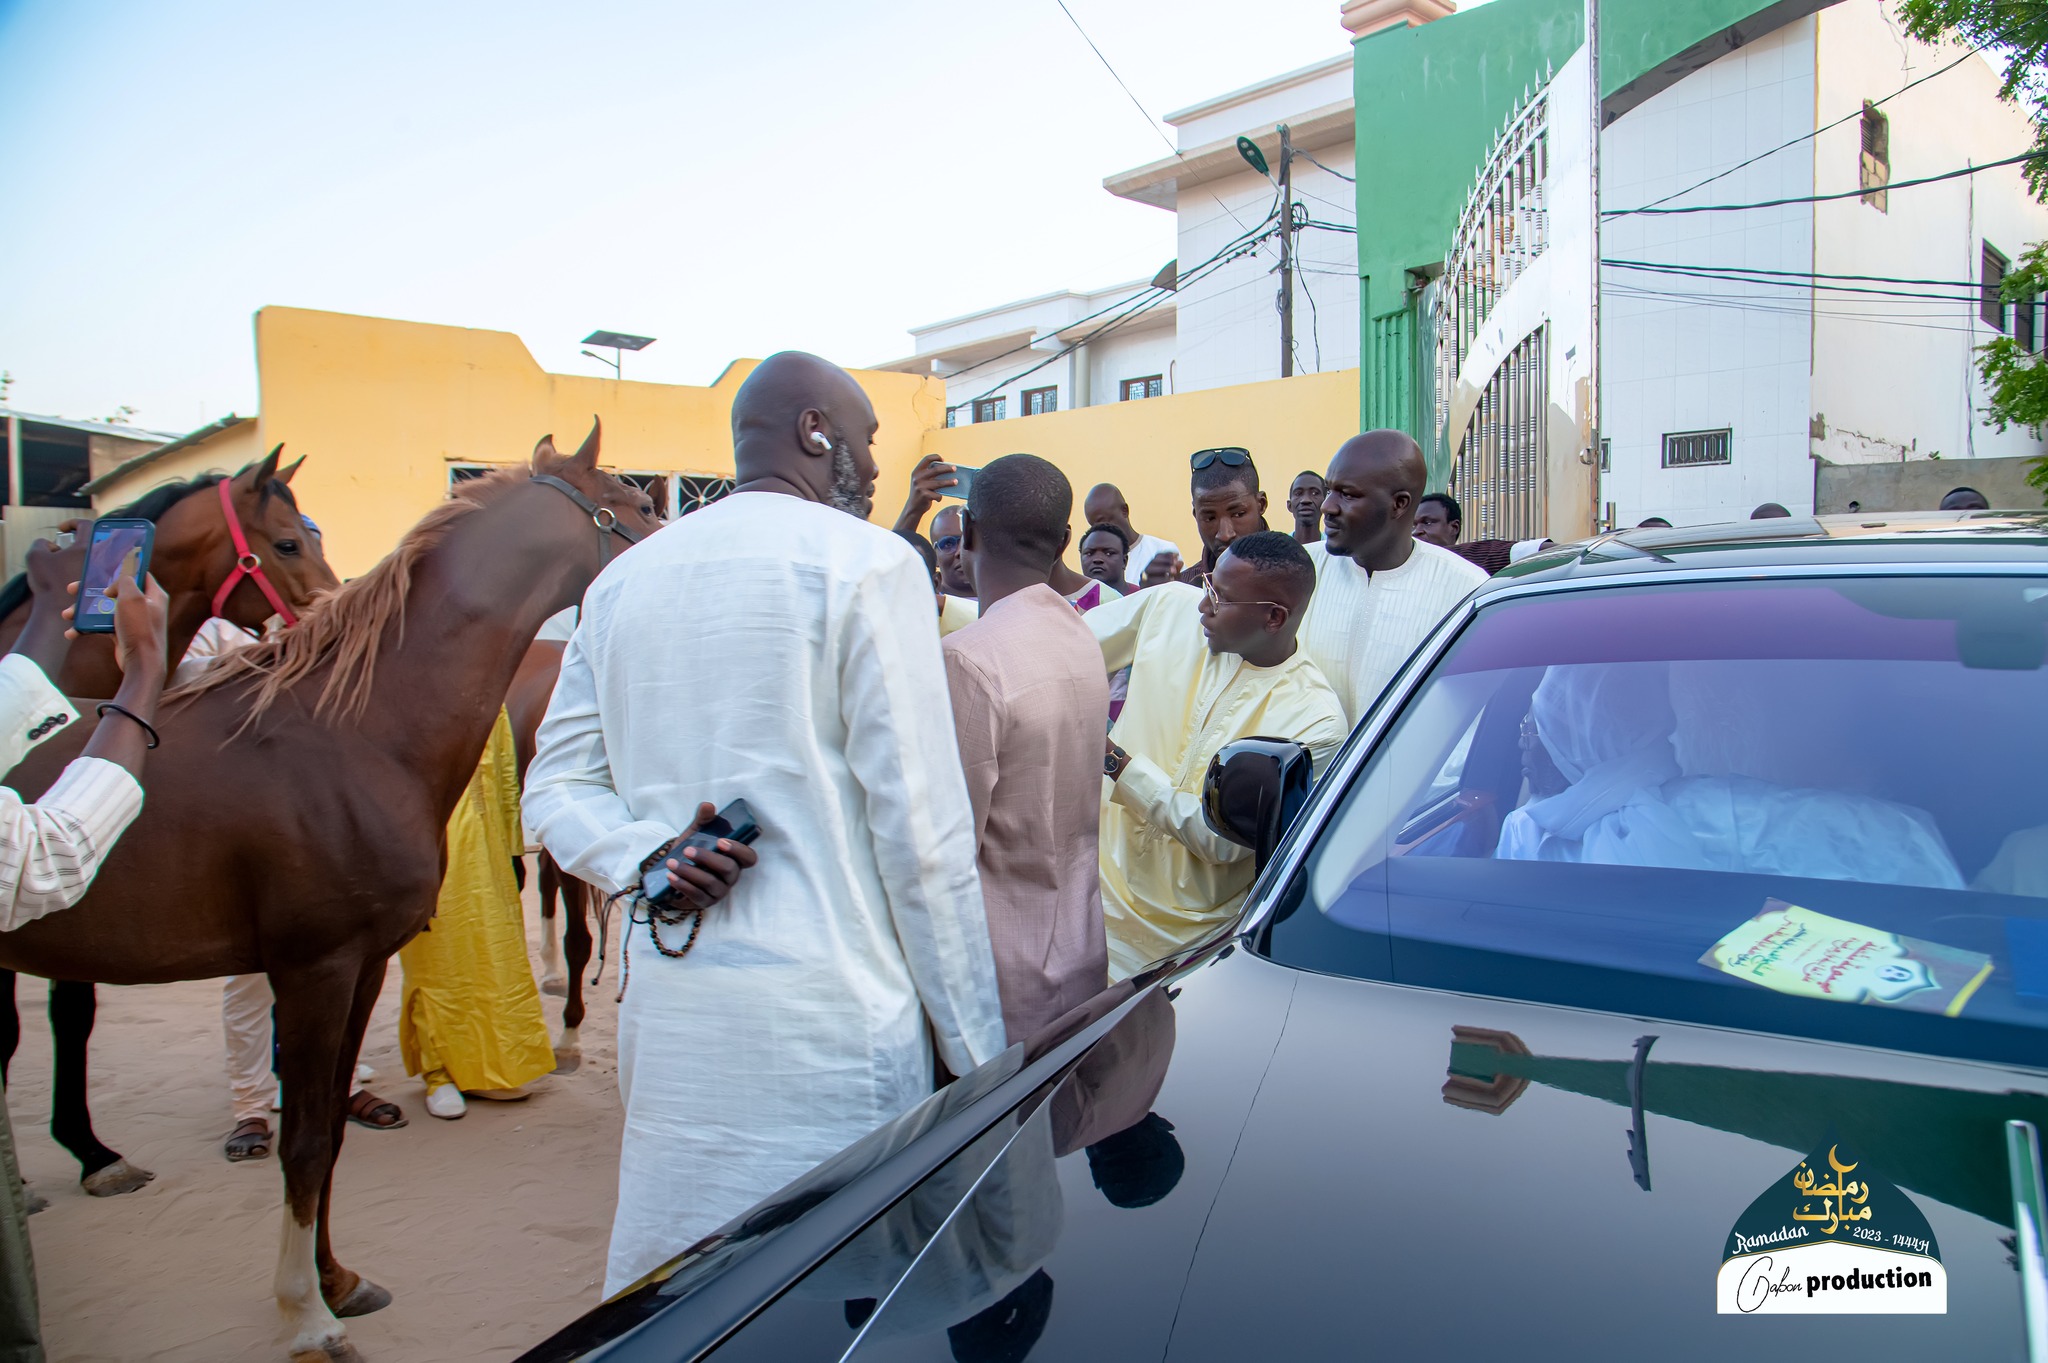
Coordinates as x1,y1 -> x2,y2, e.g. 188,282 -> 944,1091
213,446 -> 340,627
528,419 -> 663,558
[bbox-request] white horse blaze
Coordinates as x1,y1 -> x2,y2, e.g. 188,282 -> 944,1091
275,1207 -> 347,1360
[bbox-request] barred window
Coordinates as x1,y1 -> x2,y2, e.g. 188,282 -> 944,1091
972,397 -> 1006,423
1120,375 -> 1164,401
1983,243 -> 2009,332
1023,386 -> 1058,416
1661,429 -> 1731,468
1859,102 -> 1889,211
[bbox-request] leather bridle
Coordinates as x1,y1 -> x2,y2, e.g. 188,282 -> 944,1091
210,477 -> 301,627
531,474 -> 646,566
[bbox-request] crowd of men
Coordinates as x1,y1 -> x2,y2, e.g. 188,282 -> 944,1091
1,346 -> 2006,1346
521,352 -> 1486,1293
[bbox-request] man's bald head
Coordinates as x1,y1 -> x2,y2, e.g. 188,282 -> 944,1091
1320,429 -> 1427,567
731,351 -> 880,516
1085,483 -> 1132,534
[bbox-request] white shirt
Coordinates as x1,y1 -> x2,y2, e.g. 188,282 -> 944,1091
170,616 -> 259,688
1123,532 -> 1182,586
534,605 -> 579,643
1299,539 -> 1486,725
522,491 -> 1004,1294
0,654 -> 144,933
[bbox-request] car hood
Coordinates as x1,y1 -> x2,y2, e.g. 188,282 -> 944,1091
810,949 -> 2044,1362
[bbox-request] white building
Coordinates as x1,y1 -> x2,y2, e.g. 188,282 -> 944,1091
874,34 -> 1366,419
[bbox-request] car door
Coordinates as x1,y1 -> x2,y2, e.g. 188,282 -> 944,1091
1189,568 -> 2048,1361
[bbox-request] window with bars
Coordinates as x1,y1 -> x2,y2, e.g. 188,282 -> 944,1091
1120,375 -> 1164,401
1983,243 -> 2009,332
944,407 -> 960,428
972,396 -> 1006,423
2020,295 -> 2039,353
1022,386 -> 1058,416
1661,429 -> 1731,468
449,463 -> 716,520
1859,101 -> 1889,212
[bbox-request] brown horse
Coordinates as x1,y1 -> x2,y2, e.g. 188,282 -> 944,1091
0,424 -> 657,1362
0,448 -> 338,1194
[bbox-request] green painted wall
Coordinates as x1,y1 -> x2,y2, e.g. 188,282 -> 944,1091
1355,0 -> 1833,434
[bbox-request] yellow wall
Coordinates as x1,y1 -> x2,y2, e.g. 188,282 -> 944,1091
248,307 -> 945,577
919,368 -> 1361,564
93,420 -> 263,512
120,306 -> 1362,578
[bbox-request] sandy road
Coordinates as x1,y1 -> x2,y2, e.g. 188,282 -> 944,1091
12,870 -> 622,1362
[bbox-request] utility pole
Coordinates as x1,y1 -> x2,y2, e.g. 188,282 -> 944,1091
1278,123 -> 1295,379
1586,0 -> 1604,531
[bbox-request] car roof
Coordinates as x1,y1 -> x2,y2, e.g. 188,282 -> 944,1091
1480,510 -> 2048,594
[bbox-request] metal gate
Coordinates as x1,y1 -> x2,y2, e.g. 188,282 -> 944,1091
1449,326 -> 1547,541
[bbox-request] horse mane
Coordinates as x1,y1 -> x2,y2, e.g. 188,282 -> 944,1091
0,463 -> 298,626
168,464 -> 530,725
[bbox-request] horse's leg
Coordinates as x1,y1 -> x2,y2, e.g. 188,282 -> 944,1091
554,878 -> 592,1075
537,853 -> 565,995
316,957 -> 390,1319
49,981 -> 150,1193
0,969 -> 17,1087
270,960 -> 378,1363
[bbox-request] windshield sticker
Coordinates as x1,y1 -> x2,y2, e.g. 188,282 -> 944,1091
1717,1141 -> 1946,1314
1700,899 -> 1993,1017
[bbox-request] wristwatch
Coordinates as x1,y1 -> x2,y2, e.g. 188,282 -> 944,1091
1104,742 -> 1131,781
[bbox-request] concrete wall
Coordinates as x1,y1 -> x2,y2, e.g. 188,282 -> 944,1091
920,367 -> 1361,565
244,307 -> 942,577
1815,453 -> 2046,511
92,421 -> 264,513
1809,2 -> 2048,473
1601,15 -> 1818,523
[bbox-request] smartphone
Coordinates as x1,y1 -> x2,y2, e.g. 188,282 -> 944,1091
942,465 -> 980,501
74,519 -> 155,635
642,798 -> 762,906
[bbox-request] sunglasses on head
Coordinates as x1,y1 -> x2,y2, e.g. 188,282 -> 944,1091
1189,447 -> 1251,471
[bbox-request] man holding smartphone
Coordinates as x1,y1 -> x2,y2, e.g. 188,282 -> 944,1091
526,351 -> 1002,1297
0,539 -> 168,1362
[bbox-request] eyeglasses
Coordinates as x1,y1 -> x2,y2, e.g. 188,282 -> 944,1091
1189,446 -> 1251,471
934,535 -> 962,554
1199,572 -> 1285,616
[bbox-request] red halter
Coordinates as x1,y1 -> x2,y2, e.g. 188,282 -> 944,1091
209,477 -> 299,627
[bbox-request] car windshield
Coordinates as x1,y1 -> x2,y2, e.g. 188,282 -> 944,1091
1259,573 -> 2048,1067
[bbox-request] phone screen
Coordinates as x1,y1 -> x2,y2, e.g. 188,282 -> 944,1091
79,523 -> 150,626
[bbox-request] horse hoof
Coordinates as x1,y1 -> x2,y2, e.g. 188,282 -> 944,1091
81,1158 -> 155,1197
331,1277 -> 393,1318
552,1045 -> 582,1075
541,973 -> 568,997
289,1340 -> 363,1363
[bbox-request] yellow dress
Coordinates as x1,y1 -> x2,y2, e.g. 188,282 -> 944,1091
398,709 -> 555,1092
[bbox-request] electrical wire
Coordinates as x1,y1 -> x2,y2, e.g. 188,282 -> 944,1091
1605,148 -> 2044,216
1293,147 -> 1355,183
1602,258 -> 1985,290
1618,45 -> 1989,217
1604,260 -> 1986,305
936,196 -> 1280,388
958,227 -> 1277,405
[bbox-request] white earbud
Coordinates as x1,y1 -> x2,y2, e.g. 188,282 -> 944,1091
810,432 -> 832,451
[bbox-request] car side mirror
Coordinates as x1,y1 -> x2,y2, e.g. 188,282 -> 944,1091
1202,737 -> 1313,871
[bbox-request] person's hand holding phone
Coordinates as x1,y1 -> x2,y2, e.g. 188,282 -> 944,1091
103,553 -> 170,685
893,454 -> 959,535
658,800 -> 760,909
1139,549 -> 1183,587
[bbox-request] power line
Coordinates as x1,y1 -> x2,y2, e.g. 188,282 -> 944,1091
1293,147 -> 1355,183
1620,45 -> 1987,216
1603,258 -> 1985,290
1605,260 -> 1984,304
1605,148 -> 2044,216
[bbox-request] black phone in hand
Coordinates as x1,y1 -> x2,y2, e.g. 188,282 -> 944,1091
642,799 -> 760,907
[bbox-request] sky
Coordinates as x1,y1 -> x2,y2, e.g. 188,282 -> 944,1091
0,0 -> 1421,434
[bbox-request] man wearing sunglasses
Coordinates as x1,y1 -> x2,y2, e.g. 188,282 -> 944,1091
1082,531 -> 1347,978
1155,447 -> 1270,588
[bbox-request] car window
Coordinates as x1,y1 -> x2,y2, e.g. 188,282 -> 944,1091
1258,575 -> 2048,1068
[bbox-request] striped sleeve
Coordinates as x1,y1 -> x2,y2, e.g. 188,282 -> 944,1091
0,757 -> 145,933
